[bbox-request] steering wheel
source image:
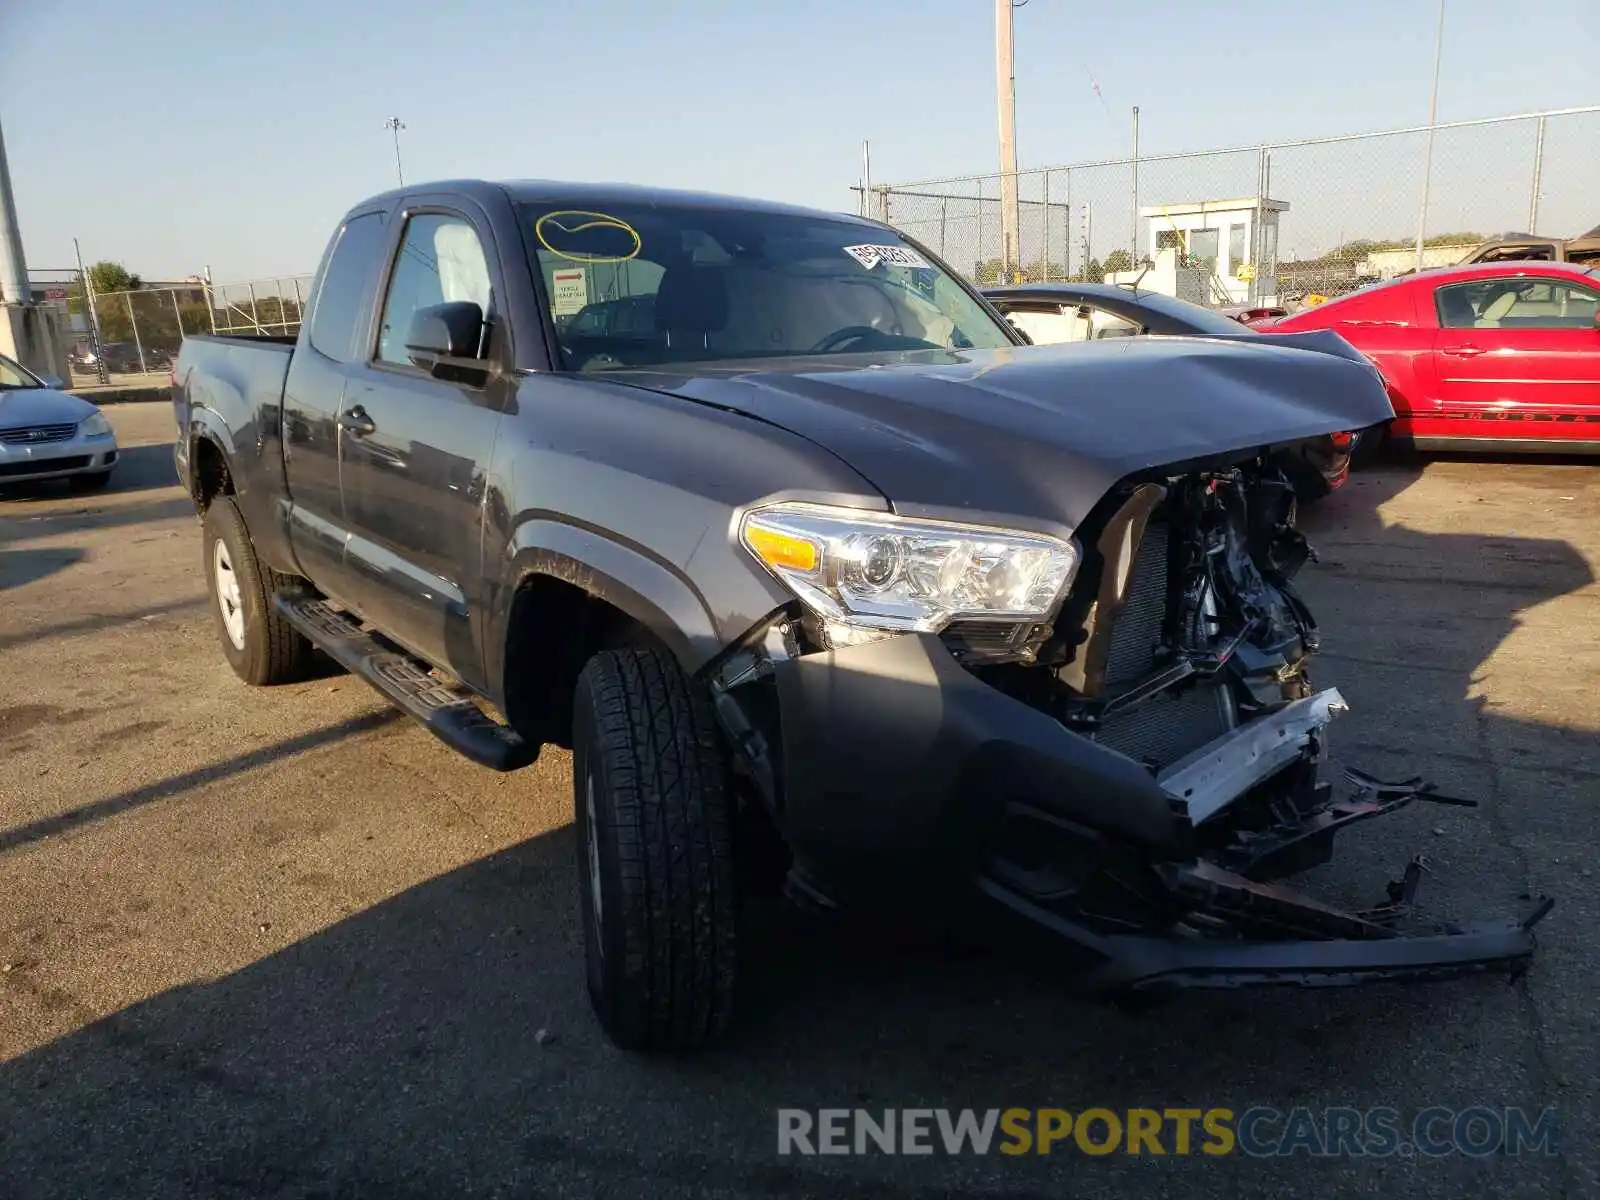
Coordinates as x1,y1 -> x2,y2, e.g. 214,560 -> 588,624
810,325 -> 886,354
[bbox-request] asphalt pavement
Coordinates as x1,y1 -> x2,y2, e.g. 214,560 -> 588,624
1,403 -> 1596,1199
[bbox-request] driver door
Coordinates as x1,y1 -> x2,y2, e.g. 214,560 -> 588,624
1431,275 -> 1600,414
338,203 -> 516,688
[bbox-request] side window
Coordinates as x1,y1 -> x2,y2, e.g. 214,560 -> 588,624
307,213 -> 386,363
377,213 -> 492,365
1085,306 -> 1140,339
1437,279 -> 1599,329
1480,244 -> 1554,264
1003,306 -> 1083,346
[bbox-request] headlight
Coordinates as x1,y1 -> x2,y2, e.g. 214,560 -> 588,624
79,412 -> 112,438
740,503 -> 1078,635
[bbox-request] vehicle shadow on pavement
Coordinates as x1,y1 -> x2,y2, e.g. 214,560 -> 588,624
1,463 -> 1595,1200
105,442 -> 181,494
0,711 -> 405,856
0,546 -> 85,592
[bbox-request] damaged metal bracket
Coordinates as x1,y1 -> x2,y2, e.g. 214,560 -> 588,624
1343,767 -> 1478,808
1158,687 -> 1348,825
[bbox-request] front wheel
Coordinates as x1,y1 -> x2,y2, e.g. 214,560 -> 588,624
572,646 -> 738,1051
202,496 -> 314,686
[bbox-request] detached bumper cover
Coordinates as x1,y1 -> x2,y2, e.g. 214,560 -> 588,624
983,868 -> 1544,993
769,631 -> 1550,991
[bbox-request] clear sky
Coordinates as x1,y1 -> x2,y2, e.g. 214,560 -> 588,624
2,0 -> 1596,282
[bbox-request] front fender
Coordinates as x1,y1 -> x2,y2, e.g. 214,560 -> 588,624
493,519 -> 726,684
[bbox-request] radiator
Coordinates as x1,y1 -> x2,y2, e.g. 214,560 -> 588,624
1093,520 -> 1234,769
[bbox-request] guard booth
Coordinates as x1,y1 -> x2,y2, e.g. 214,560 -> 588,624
1139,197 -> 1288,305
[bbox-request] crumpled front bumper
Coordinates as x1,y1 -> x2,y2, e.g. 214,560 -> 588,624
769,631 -> 1550,991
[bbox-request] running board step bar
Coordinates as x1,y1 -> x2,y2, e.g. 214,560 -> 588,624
274,596 -> 536,771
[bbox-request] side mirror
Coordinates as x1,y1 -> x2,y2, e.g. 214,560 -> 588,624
404,301 -> 485,376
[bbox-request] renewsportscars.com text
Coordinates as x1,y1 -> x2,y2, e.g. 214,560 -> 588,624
776,1106 -> 1558,1159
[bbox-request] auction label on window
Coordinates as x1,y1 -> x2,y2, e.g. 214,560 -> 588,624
845,244 -> 930,270
551,268 -> 589,316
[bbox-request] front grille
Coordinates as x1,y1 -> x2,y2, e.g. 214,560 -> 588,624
1092,518 -> 1233,769
0,423 -> 77,445
0,455 -> 89,477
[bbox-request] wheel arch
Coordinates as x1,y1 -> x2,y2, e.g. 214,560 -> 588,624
491,525 -> 724,747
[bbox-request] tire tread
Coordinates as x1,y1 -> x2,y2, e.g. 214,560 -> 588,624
579,646 -> 736,1050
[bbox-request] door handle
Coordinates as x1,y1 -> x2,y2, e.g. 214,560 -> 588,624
338,405 -> 376,436
1441,344 -> 1486,358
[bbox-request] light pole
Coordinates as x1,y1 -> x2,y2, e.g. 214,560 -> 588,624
996,0 -> 1025,283
385,117 -> 406,186
1413,1 -> 1445,273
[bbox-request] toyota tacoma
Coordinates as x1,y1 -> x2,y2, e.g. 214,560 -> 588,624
172,181 -> 1549,1051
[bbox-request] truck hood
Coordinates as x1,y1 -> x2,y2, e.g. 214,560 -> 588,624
0,387 -> 95,428
609,338 -> 1395,532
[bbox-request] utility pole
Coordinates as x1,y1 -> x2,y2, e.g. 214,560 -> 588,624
0,112 -> 67,380
1130,106 -> 1141,268
861,140 -> 873,219
995,0 -> 1022,283
1413,0 -> 1445,273
385,117 -> 406,186
0,115 -> 30,306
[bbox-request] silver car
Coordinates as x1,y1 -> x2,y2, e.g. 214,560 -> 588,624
0,352 -> 119,490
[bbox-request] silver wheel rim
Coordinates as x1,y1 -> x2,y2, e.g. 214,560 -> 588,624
585,771 -> 604,957
213,539 -> 246,651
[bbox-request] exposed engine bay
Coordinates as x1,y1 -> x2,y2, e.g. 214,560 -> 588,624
714,453 -> 1551,994
964,462 -> 1319,771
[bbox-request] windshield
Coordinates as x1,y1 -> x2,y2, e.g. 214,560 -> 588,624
520,201 -> 1013,371
0,352 -> 44,389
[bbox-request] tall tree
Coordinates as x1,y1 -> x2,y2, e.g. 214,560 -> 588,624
87,261 -> 143,296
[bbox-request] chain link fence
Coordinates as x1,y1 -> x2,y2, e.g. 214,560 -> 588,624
859,106 -> 1600,308
61,275 -> 312,386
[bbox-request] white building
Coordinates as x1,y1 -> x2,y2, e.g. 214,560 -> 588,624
1136,197 -> 1289,304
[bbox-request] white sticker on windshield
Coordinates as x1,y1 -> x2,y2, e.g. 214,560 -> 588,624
550,267 -> 588,316
844,243 -> 930,271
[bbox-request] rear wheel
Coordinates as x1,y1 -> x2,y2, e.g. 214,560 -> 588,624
572,645 -> 738,1051
202,496 -> 313,685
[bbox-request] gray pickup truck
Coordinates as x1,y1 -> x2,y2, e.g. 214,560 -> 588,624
173,180 -> 1548,1051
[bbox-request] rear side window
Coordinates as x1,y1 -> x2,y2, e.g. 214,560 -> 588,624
307,213 -> 386,362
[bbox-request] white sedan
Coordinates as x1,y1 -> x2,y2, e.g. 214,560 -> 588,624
0,353 -> 119,490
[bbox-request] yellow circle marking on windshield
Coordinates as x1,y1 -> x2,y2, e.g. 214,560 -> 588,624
535,210 -> 642,264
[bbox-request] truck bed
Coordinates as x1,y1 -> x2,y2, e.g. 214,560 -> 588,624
172,333 -> 297,506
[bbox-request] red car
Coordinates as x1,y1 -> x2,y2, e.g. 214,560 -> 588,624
1265,263 -> 1600,454
1219,304 -> 1288,326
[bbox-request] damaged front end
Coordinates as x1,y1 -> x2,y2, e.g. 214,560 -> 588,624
711,459 -> 1550,994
